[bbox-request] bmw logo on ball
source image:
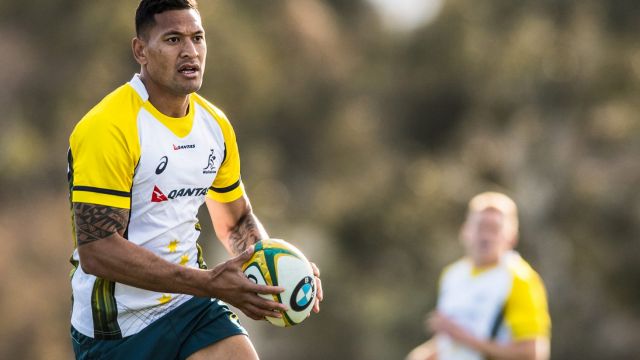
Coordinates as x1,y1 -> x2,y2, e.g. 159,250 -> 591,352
290,276 -> 315,311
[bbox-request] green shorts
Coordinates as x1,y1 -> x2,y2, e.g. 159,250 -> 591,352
71,297 -> 247,360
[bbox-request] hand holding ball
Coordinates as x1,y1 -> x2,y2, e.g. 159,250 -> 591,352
242,239 -> 317,327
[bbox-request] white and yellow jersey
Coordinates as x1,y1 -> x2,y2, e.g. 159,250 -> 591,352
436,251 -> 551,360
67,74 -> 244,339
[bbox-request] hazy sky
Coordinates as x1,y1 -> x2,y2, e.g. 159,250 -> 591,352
367,0 -> 444,31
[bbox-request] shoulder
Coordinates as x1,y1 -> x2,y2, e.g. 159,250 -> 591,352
503,252 -> 551,339
192,93 -> 233,127
505,252 -> 545,288
440,257 -> 470,284
504,252 -> 549,312
72,83 -> 143,138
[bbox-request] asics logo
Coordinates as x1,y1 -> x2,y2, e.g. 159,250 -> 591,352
155,156 -> 168,175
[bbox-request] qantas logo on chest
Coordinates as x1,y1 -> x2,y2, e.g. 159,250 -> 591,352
173,144 -> 196,150
150,185 -> 208,202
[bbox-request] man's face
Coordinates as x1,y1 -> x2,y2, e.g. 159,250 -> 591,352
461,209 -> 513,267
138,9 -> 206,97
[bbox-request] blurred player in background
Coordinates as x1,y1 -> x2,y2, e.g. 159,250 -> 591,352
406,192 -> 550,360
66,0 -> 322,358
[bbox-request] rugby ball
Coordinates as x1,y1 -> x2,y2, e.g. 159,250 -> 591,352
242,239 -> 316,327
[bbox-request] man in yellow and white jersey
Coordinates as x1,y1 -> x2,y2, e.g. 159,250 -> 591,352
406,192 -> 550,360
67,1 -> 323,359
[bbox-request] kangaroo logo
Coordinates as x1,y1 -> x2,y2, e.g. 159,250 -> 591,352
203,149 -> 217,174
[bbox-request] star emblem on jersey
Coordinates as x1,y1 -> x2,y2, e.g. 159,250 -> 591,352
168,240 -> 179,253
157,294 -> 172,304
151,186 -> 169,202
202,149 -> 217,174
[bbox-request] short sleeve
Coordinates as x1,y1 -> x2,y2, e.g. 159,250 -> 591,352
205,107 -> 244,203
69,105 -> 140,209
504,269 -> 551,340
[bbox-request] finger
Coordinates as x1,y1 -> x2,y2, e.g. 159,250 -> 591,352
229,245 -> 255,267
310,262 -> 320,277
245,300 -> 285,319
312,276 -> 322,313
428,317 -> 443,332
249,294 -> 288,312
314,277 -> 323,301
249,283 -> 285,295
234,245 -> 255,264
423,313 -> 432,327
241,303 -> 267,321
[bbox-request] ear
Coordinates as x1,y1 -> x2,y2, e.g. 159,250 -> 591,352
132,37 -> 148,65
508,232 -> 519,249
459,221 -> 470,245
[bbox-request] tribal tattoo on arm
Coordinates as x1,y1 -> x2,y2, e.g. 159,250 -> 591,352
73,203 -> 129,246
228,213 -> 264,255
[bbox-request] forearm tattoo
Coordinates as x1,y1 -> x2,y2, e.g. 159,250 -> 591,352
228,214 -> 263,255
73,203 -> 129,246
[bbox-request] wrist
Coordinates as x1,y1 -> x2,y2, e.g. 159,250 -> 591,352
470,338 -> 495,357
173,264 -> 211,297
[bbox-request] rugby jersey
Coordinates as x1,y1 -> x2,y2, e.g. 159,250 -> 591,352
67,74 -> 244,339
436,251 -> 550,360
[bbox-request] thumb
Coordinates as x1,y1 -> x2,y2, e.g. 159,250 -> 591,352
235,244 -> 255,264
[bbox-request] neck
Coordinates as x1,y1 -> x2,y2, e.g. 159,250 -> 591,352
139,74 -> 190,117
473,260 -> 498,269
471,256 -> 500,269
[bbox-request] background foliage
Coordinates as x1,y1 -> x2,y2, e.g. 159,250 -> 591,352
0,0 -> 639,359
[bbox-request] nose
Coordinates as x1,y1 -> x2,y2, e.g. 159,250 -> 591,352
181,39 -> 198,58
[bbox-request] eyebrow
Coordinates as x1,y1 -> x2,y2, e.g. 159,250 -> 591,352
161,29 -> 205,37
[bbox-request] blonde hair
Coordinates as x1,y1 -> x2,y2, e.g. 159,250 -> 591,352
467,192 -> 519,239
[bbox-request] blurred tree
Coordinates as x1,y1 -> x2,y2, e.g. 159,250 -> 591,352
0,0 -> 638,359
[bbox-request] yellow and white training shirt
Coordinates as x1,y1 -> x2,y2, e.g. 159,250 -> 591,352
67,74 -> 244,339
436,251 -> 551,360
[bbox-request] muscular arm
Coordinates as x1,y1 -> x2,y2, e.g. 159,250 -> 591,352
206,194 -> 268,255
472,338 -> 549,360
74,203 -> 213,296
405,338 -> 437,360
429,312 -> 550,360
206,194 -> 324,314
73,202 -> 286,319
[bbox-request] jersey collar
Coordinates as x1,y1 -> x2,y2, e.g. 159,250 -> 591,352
129,73 -> 149,102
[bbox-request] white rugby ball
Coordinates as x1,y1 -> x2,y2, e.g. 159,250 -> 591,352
242,239 -> 316,327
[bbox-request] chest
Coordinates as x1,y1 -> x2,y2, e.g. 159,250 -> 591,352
132,108 -> 226,200
438,265 -> 512,335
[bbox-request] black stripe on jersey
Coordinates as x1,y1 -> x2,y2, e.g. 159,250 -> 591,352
67,148 -> 78,249
490,304 -> 506,340
222,144 -> 227,164
123,156 -> 140,240
209,179 -> 240,194
123,185 -> 134,240
67,148 -> 74,193
73,186 -> 131,198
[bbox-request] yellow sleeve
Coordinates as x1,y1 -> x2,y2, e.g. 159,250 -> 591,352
69,85 -> 141,208
504,263 -> 551,340
194,97 -> 244,203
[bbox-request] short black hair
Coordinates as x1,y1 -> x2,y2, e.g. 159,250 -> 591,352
135,0 -> 198,37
